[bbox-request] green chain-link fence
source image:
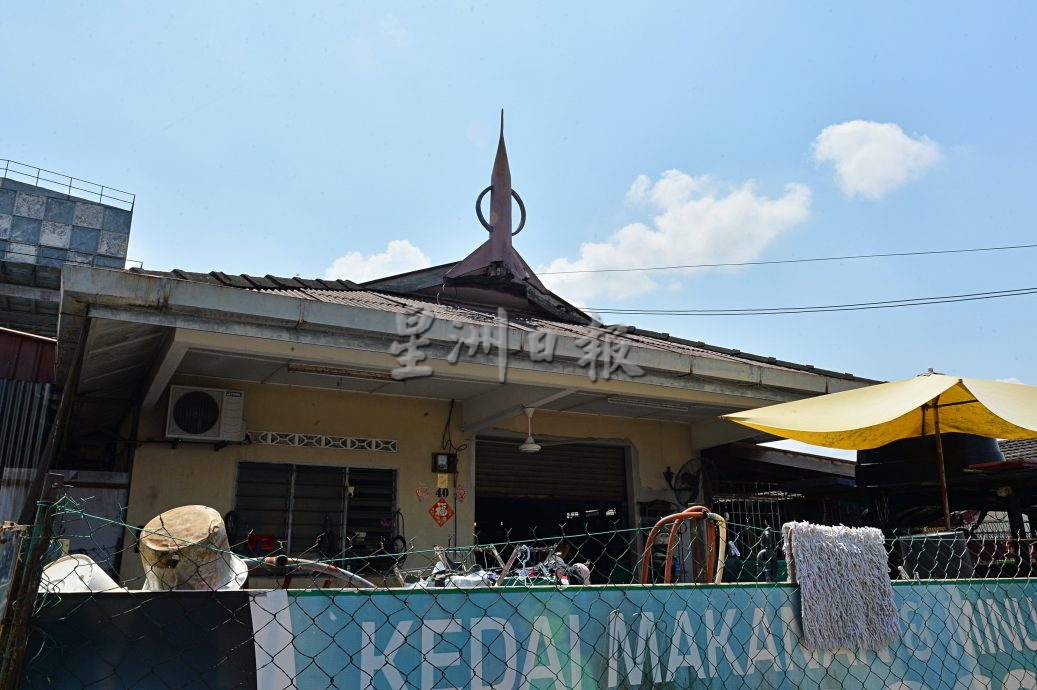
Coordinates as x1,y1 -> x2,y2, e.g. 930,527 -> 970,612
9,491 -> 1037,689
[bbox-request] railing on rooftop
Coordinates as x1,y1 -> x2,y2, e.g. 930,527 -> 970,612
0,244 -> 143,269
0,159 -> 135,211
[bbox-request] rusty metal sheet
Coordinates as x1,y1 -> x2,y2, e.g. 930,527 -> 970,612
0,327 -> 55,384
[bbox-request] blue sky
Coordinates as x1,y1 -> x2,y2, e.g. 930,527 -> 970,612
5,2 -> 1037,393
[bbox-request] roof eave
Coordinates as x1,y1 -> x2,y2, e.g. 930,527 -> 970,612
57,265 -> 875,399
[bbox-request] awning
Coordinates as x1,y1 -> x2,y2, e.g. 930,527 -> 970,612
722,374 -> 1037,450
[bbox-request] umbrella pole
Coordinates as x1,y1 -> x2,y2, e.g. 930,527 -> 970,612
932,398 -> 952,530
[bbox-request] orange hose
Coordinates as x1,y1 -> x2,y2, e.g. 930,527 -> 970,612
641,505 -> 710,584
663,520 -> 682,583
641,506 -> 702,583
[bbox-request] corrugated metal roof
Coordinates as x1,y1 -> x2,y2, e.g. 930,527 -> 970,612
125,268 -> 867,382
281,288 -> 853,376
0,326 -> 56,384
130,268 -> 361,292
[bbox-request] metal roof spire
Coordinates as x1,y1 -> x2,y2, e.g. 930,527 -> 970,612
443,111 -> 545,291
488,110 -> 513,253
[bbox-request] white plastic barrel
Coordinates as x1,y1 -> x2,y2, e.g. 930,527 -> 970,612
39,554 -> 124,593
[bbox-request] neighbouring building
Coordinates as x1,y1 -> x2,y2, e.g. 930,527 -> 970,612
0,326 -> 54,520
0,161 -> 136,529
0,159 -> 134,337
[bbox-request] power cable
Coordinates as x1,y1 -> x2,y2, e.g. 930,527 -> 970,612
540,242 -> 1037,275
589,286 -> 1037,316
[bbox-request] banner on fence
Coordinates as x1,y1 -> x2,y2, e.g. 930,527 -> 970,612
25,580 -> 1037,689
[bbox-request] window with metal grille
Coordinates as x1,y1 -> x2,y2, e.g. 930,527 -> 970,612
233,462 -> 397,565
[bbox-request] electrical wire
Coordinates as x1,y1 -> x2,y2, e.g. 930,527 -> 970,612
589,286 -> 1037,316
540,242 -> 1037,275
440,399 -> 468,453
439,400 -> 467,548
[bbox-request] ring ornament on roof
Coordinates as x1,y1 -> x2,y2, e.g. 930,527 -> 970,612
476,185 -> 526,236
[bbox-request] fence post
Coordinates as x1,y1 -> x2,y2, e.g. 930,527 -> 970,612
0,473 -> 64,690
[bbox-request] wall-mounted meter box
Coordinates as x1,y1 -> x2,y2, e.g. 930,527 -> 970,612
431,452 -> 458,474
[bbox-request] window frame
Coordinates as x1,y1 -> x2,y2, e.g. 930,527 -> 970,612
233,461 -> 398,562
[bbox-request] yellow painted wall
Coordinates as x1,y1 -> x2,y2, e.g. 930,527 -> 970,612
120,376 -> 696,584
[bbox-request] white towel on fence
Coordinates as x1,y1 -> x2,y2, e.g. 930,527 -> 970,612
782,521 -> 900,650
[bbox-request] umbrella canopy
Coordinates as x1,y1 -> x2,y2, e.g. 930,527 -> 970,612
722,374 -> 1037,451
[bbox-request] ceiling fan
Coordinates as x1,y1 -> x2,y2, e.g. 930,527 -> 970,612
518,407 -> 542,453
516,407 -> 604,453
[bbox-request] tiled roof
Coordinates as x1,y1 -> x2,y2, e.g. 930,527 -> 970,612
138,269 -> 363,292
999,439 -> 1037,461
126,268 -> 871,383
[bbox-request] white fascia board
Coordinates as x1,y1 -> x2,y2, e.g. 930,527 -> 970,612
61,265 -> 865,398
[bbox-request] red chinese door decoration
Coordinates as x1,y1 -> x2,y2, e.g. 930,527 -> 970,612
429,498 -> 454,527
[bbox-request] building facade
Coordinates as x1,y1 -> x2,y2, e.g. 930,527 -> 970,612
44,126 -> 873,585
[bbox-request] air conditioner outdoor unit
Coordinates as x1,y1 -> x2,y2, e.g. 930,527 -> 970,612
165,386 -> 246,442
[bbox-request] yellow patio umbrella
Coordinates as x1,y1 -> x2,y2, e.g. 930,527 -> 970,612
721,373 -> 1037,529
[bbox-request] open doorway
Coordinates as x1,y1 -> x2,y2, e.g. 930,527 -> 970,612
474,438 -> 631,583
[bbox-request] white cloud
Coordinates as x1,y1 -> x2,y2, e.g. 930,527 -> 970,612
540,170 -> 811,302
812,120 -> 940,200
996,377 -> 1024,385
324,239 -> 431,283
